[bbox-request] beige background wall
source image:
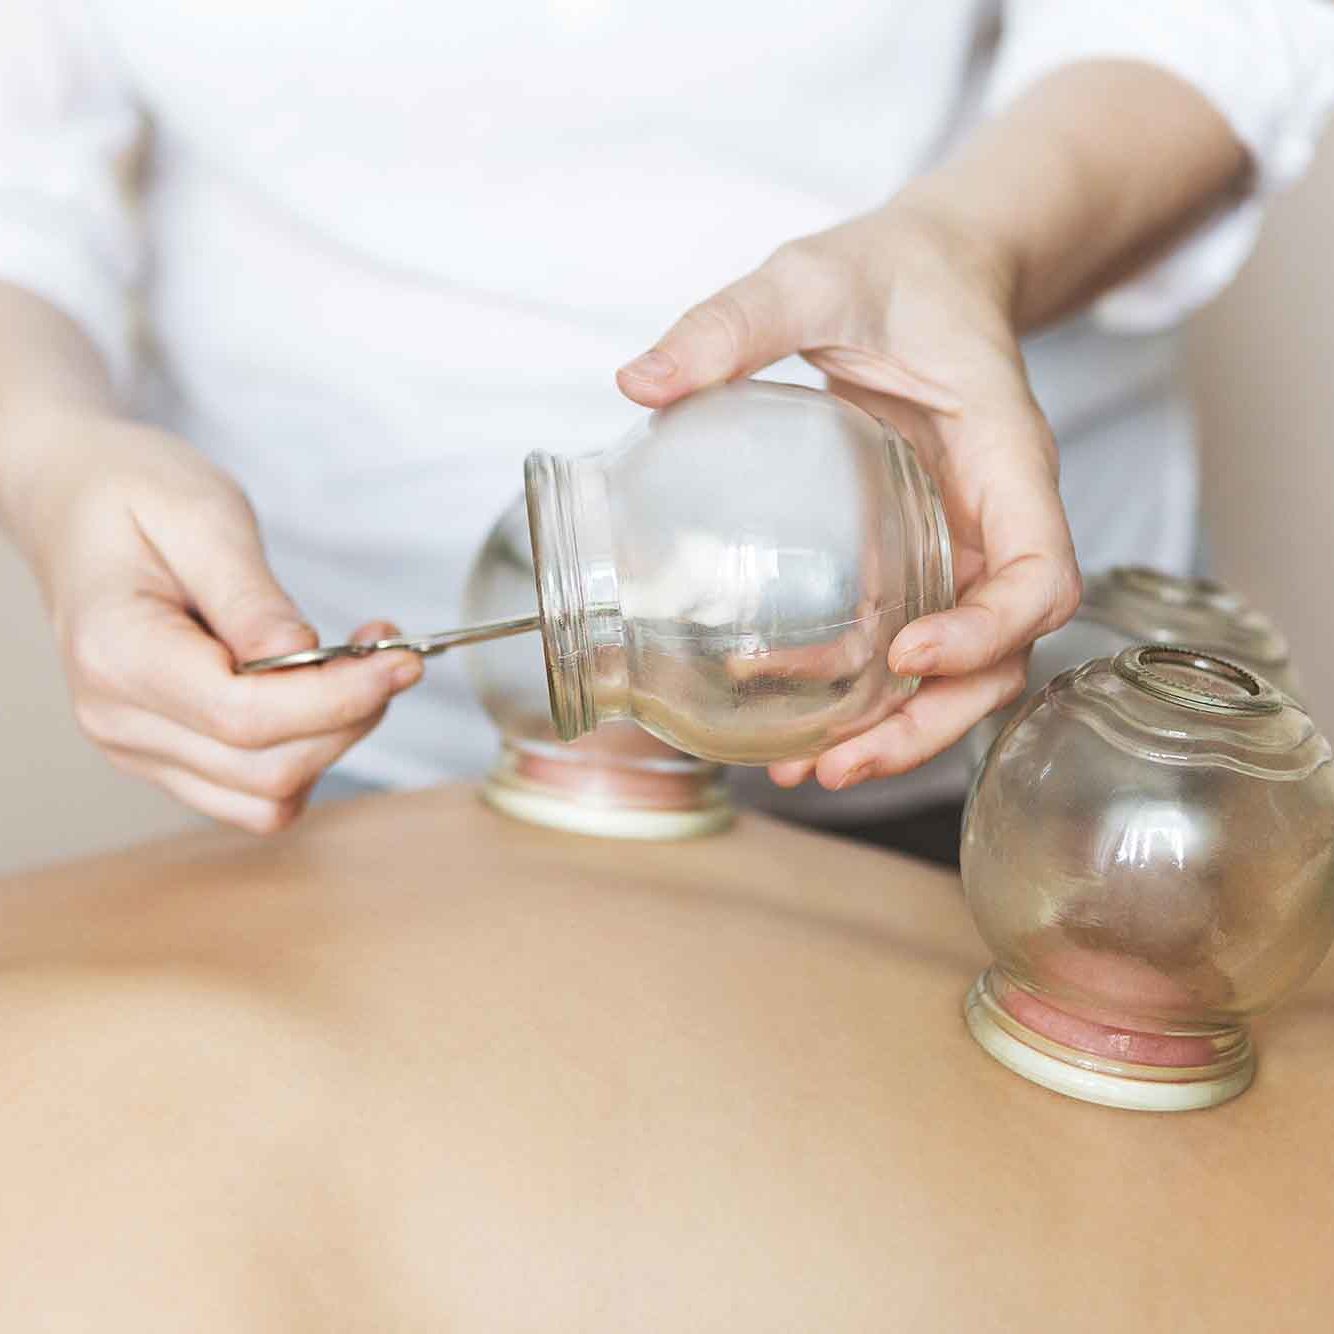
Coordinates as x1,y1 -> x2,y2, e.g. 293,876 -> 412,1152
2,133 -> 1332,875
0,545 -> 196,871
1185,131 -> 1334,738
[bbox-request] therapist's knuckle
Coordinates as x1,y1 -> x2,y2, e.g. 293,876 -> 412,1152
1047,560 -> 1083,627
775,234 -> 855,296
193,477 -> 255,530
243,798 -> 301,836
209,684 -> 275,749
682,292 -> 752,364
212,581 -> 286,639
765,237 -> 824,289
966,600 -> 1006,663
72,697 -> 118,746
331,673 -> 394,730
203,696 -> 246,747
67,621 -> 123,694
213,712 -> 257,750
1023,410 -> 1060,475
895,709 -> 928,758
986,388 -> 1054,463
251,753 -> 314,802
995,658 -> 1029,708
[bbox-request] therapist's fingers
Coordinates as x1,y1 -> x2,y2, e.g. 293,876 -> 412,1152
768,652 -> 1028,791
80,595 -> 421,748
888,398 -> 1080,679
768,757 -> 817,788
888,551 -> 1078,678
83,616 -> 408,832
142,478 -> 321,665
106,748 -> 314,835
812,654 -> 1030,790
116,619 -> 400,797
616,243 -> 837,408
93,700 -> 386,804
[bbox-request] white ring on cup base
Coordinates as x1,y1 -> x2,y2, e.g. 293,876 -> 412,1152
481,778 -> 733,841
965,976 -> 1255,1113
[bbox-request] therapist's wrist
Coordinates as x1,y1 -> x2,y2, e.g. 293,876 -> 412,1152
0,402 -> 85,555
890,61 -> 1251,335
880,182 -> 1027,333
0,407 -> 179,615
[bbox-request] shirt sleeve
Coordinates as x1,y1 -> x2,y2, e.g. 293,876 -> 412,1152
984,0 -> 1334,333
0,0 -> 142,391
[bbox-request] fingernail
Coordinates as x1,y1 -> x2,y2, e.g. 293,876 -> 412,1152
250,619 -> 317,658
274,619 -> 317,646
891,643 -> 936,677
833,761 -> 875,791
618,348 -> 676,383
353,621 -> 398,646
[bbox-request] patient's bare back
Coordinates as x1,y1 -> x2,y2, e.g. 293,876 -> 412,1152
0,787 -> 1328,1331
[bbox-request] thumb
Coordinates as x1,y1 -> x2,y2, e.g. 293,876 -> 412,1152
617,250 -> 816,408
154,493 -> 316,663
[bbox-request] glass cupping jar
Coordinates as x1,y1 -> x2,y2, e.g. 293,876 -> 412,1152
484,379 -> 953,765
963,566 -> 1299,771
963,646 -> 1334,1113
465,491 -> 733,839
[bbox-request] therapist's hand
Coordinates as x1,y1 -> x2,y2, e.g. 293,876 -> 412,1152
617,205 -> 1080,790
616,60 -> 1249,791
17,411 -> 421,831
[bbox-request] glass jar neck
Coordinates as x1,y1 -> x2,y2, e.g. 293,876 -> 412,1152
524,450 -> 627,742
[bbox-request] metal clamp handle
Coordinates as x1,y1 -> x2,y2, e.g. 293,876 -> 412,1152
236,614 -> 540,674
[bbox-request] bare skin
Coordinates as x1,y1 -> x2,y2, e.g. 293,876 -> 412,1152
0,786 -> 1328,1331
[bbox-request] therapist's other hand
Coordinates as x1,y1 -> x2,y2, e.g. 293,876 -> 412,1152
616,204 -> 1080,790
21,412 -> 421,832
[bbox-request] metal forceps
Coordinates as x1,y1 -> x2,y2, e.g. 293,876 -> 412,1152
236,613 -> 540,674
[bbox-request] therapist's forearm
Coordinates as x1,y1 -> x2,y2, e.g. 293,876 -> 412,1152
0,282 -> 115,422
897,59 -> 1251,333
0,282 -> 119,552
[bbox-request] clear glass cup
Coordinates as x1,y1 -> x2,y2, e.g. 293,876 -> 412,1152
962,566 -> 1299,771
464,493 -> 732,839
514,379 -> 953,764
962,645 -> 1334,1111
1078,567 -> 1296,689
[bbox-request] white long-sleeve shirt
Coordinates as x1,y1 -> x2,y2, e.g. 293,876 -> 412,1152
2,1 -> 1332,816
